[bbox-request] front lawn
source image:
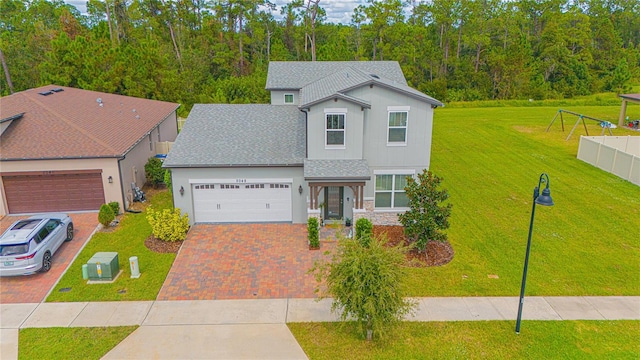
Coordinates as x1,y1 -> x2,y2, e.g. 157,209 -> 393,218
405,105 -> 640,296
47,191 -> 177,302
19,326 -> 137,360
289,321 -> 640,359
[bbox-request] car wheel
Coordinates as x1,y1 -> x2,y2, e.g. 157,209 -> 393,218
65,223 -> 74,241
40,252 -> 52,273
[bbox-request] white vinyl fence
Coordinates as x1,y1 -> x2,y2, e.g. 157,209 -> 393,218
577,136 -> 640,186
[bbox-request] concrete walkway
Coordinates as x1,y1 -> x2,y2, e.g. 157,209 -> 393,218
1,296 -> 638,359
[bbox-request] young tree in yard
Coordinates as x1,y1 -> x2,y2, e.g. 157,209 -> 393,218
312,234 -> 415,341
398,170 -> 452,257
144,157 -> 164,188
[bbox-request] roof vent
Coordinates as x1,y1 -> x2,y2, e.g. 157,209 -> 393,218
39,91 -> 53,96
51,88 -> 64,92
370,74 -> 380,79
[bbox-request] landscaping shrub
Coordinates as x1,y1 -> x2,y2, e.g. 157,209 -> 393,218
307,217 -> 320,249
311,234 -> 415,341
163,170 -> 172,193
355,218 -> 372,247
398,170 -> 452,252
146,207 -> 190,242
108,201 -> 120,216
144,157 -> 164,188
98,204 -> 115,227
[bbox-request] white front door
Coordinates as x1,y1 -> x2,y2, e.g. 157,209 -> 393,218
192,182 -> 292,223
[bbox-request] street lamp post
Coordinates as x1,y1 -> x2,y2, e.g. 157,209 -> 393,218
515,173 -> 554,334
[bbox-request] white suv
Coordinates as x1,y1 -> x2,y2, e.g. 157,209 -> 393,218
0,214 -> 74,276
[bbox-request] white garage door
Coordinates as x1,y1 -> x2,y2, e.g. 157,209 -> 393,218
192,182 -> 292,223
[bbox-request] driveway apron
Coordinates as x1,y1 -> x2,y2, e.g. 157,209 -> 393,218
0,213 -> 98,303
157,224 -> 334,300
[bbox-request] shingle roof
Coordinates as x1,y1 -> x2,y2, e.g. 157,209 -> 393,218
266,61 -> 408,89
299,68 -> 372,108
299,67 -> 444,108
163,104 -> 305,167
304,159 -> 371,180
0,85 -> 179,160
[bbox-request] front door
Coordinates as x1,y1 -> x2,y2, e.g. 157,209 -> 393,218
324,186 -> 343,220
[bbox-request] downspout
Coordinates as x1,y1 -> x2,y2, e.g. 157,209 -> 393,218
300,108 -> 309,158
117,155 -> 127,211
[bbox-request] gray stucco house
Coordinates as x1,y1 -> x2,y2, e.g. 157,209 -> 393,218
164,61 -> 443,225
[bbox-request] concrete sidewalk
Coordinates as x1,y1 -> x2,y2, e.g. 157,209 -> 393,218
1,296 -> 638,359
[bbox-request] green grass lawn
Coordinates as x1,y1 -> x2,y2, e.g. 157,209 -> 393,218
289,320 -> 640,359
19,326 -> 137,360
47,191 -> 177,302
404,105 -> 640,297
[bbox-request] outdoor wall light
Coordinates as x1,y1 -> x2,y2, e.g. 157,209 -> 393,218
298,185 -> 303,195
179,186 -> 185,196
108,176 -> 113,184
516,173 -> 554,334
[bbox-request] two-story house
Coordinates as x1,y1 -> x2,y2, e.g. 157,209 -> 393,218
164,61 -> 442,225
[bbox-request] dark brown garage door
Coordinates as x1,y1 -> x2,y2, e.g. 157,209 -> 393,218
2,171 -> 105,213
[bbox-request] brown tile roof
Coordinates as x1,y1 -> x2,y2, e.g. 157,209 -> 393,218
0,85 -> 179,160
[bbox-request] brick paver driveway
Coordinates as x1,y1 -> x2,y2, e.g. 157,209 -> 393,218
0,213 -> 98,303
157,224 -> 336,300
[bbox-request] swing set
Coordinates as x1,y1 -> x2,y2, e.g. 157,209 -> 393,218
546,109 -> 616,140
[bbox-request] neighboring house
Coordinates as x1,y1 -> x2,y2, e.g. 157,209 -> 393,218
164,61 -> 443,225
0,85 -> 180,215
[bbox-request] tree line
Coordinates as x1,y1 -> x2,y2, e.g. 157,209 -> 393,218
1,0 -> 638,114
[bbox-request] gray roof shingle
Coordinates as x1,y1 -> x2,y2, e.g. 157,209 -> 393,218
299,67 -> 444,108
266,61 -> 407,89
304,159 -> 371,180
164,104 -> 305,167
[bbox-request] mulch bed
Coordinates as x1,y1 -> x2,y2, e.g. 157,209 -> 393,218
374,226 -> 454,267
144,235 -> 183,254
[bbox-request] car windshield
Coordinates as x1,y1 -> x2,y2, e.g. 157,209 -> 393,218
11,219 -> 41,230
0,243 -> 29,256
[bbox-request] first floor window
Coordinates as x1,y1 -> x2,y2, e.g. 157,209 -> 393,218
375,174 -> 410,208
326,113 -> 345,147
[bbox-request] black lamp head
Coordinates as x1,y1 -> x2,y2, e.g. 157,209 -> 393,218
535,186 -> 554,206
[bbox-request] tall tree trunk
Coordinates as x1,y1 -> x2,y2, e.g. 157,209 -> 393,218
457,26 -> 462,59
105,0 -> 116,46
238,12 -> 244,74
0,48 -> 14,94
160,0 -> 182,69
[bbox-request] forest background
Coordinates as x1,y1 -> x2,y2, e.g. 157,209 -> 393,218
1,0 -> 638,116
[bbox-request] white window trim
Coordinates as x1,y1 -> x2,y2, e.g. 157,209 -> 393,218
387,106 -> 410,147
373,170 -> 414,210
325,112 -> 346,149
284,93 -> 294,104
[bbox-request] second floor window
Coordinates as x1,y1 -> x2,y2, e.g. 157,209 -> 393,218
326,113 -> 345,148
284,94 -> 294,104
388,111 -> 408,145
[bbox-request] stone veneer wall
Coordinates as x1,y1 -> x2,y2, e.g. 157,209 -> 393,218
352,200 -> 402,226
308,201 -> 403,226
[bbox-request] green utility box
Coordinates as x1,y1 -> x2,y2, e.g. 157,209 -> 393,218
86,252 -> 119,281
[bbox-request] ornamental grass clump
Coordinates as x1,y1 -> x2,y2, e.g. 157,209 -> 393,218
146,207 -> 190,242
311,234 -> 415,341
